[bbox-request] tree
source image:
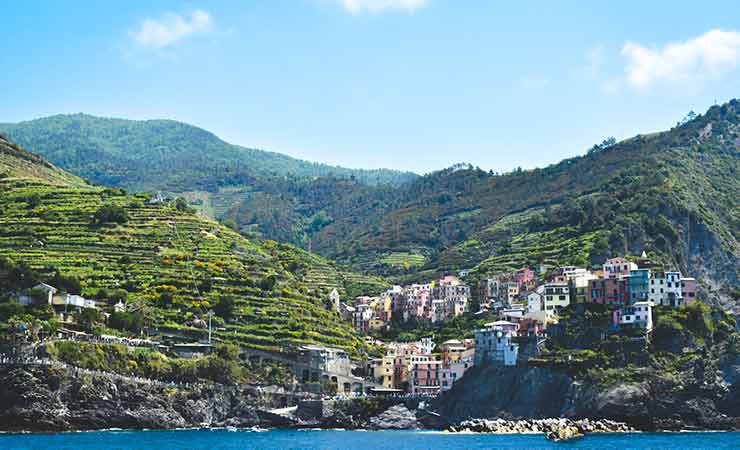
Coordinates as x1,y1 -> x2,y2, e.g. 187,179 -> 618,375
92,204 -> 128,225
215,343 -> 240,360
74,308 -> 102,332
25,194 -> 41,209
213,296 -> 236,321
49,271 -> 81,295
174,197 -> 189,212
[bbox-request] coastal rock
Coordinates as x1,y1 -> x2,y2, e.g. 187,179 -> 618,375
368,404 -> 419,430
433,354 -> 740,431
448,417 -> 631,436
0,364 -> 292,432
545,424 -> 583,442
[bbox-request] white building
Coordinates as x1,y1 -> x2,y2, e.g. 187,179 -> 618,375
474,321 -> 519,366
527,289 -> 543,313
64,294 -> 97,309
417,337 -> 435,355
543,282 -> 570,319
614,301 -> 654,332
649,271 -> 684,307
34,283 -> 58,305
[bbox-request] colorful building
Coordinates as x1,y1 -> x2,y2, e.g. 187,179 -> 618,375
627,269 -> 651,304
613,301 -> 654,332
603,257 -> 638,279
588,277 -> 626,305
474,320 -> 519,366
544,282 -> 570,319
681,277 -> 697,304
409,355 -> 442,395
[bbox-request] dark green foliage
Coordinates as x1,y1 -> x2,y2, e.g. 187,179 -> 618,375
108,311 -> 145,333
49,271 -> 81,295
24,194 -> 41,209
0,257 -> 40,291
0,113 -> 417,192
44,341 -> 294,386
212,295 -> 236,321
92,204 -> 128,225
74,308 -> 102,332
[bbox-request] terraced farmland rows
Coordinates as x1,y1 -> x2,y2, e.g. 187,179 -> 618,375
0,137 -> 383,356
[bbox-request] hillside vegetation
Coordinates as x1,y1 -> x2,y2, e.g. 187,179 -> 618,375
2,102 -> 737,312
275,101 -> 739,310
0,135 -> 387,356
0,113 -> 417,191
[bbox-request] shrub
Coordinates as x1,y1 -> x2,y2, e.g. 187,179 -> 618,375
92,204 -> 128,225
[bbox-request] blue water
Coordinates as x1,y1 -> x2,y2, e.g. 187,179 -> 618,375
1,429 -> 739,449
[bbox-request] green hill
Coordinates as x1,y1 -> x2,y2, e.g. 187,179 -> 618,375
227,101 -> 740,311
0,135 -> 387,355
0,113 -> 417,192
3,101 -> 737,312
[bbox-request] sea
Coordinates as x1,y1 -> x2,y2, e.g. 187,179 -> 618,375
1,429 -> 740,450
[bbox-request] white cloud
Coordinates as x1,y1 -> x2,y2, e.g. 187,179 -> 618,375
339,0 -> 427,14
621,29 -> 740,90
132,10 -> 213,50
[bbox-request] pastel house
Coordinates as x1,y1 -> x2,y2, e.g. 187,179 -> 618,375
474,320 -> 519,366
613,301 -> 653,332
603,257 -> 638,279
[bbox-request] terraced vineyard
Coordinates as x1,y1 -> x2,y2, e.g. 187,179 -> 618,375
0,136 -> 380,356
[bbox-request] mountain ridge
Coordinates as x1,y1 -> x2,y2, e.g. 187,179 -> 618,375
0,113 -> 418,191
2,101 -> 738,312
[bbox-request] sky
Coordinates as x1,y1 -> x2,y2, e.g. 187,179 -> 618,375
2,0 -> 740,174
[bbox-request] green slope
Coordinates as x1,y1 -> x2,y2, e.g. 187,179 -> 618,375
295,101 -> 739,310
0,113 -> 417,192
0,135 -> 387,355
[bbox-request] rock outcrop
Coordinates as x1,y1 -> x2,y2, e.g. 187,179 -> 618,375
448,417 -> 631,436
368,404 -> 420,430
433,356 -> 740,431
0,364 -> 294,432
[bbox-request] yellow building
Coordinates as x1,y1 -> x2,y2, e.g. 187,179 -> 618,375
373,355 -> 395,388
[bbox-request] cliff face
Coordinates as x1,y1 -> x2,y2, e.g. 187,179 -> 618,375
0,364 -> 290,432
433,353 -> 740,431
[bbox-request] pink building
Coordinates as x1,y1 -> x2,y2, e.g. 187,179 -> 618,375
514,268 -> 535,288
603,257 -> 638,279
681,277 -> 697,304
410,356 -> 442,396
588,277 -> 628,305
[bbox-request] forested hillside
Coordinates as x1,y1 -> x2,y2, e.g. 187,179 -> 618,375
0,135 -> 387,355
226,101 -> 739,311
0,114 -> 417,191
2,101 -> 737,312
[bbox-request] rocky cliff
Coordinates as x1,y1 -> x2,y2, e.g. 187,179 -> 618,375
0,364 -> 295,432
433,354 -> 740,431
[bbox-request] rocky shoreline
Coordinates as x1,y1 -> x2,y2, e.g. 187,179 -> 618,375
448,418 -> 634,441
2,362 -> 739,435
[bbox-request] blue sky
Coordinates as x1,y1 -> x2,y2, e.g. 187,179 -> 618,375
2,1 -> 739,174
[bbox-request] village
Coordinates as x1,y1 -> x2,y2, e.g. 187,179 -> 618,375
6,254 -> 700,399
323,253 -> 698,397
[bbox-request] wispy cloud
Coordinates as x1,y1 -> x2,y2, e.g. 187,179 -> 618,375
621,29 -> 740,90
132,10 -> 213,50
338,0 -> 427,14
